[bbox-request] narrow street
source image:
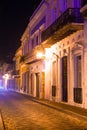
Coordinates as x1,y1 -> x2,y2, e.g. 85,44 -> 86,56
0,90 -> 87,130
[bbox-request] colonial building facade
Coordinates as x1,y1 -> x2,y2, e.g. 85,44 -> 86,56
14,0 -> 87,109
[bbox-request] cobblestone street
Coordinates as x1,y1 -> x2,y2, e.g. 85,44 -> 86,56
0,90 -> 87,130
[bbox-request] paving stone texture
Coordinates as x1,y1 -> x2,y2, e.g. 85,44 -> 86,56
0,90 -> 87,130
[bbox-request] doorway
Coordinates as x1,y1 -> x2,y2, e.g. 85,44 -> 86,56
62,56 -> 68,102
36,73 -> 40,98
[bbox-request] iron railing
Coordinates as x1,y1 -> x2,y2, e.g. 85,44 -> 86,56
41,8 -> 83,42
74,88 -> 82,104
52,85 -> 56,97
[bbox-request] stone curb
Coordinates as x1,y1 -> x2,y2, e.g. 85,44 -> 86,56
16,91 -> 87,123
31,99 -> 87,123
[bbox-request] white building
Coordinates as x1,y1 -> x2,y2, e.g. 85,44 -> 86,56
16,0 -> 87,109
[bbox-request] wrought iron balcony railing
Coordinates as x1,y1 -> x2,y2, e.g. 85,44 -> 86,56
74,88 -> 82,104
41,8 -> 83,43
21,49 -> 39,64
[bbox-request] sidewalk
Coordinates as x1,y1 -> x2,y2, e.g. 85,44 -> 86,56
30,97 -> 87,122
17,92 -> 87,122
20,93 -> 87,121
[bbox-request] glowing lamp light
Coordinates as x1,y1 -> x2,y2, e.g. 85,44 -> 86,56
3,74 -> 9,79
36,52 -> 44,58
36,48 -> 53,61
2,73 -> 10,90
45,51 -> 51,59
45,49 -> 52,60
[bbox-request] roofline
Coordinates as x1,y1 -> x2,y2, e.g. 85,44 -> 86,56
30,0 -> 45,20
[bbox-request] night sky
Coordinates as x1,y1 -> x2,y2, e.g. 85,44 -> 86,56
0,0 -> 42,62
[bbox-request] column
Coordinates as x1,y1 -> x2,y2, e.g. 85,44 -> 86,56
68,50 -> 74,104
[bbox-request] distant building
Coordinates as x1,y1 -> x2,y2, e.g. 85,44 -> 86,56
13,46 -> 22,91
14,0 -> 87,109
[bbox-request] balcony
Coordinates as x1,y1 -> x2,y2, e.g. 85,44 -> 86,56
80,0 -> 87,18
21,45 -> 45,64
22,49 -> 40,64
41,8 -> 83,47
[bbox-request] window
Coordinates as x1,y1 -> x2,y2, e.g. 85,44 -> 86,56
31,74 -> 34,95
52,61 -> 56,85
36,35 -> 38,45
74,55 -> 82,103
52,61 -> 56,97
75,55 -> 82,88
31,38 -> 34,49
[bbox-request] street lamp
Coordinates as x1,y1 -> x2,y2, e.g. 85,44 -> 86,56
36,52 -> 45,59
3,73 -> 10,90
36,50 -> 52,60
